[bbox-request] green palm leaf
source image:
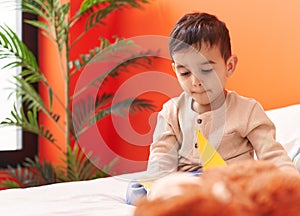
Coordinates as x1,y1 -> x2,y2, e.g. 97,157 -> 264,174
22,0 -> 70,51
22,1 -> 53,40
91,98 -> 155,125
13,76 -> 46,111
73,95 -> 154,137
72,95 -> 97,134
0,156 -> 59,189
72,93 -> 113,136
78,0 -> 149,31
71,38 -> 154,99
53,2 -> 69,51
23,156 -> 58,184
69,38 -> 111,73
0,169 -> 22,189
0,106 -> 61,150
69,37 -> 126,75
58,144 -> 101,181
3,164 -> 39,188
0,25 -> 43,84
22,0 -> 52,21
0,180 -> 21,189
10,76 -> 57,125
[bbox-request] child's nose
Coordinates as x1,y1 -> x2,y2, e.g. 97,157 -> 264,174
192,74 -> 201,86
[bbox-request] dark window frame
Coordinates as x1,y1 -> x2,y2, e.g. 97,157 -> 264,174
0,12 -> 38,168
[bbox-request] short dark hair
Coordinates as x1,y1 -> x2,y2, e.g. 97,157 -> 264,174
169,12 -> 232,61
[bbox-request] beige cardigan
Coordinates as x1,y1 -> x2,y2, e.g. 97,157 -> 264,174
147,91 -> 297,176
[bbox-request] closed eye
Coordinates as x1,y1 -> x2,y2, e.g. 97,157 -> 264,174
180,71 -> 191,76
201,68 -> 213,73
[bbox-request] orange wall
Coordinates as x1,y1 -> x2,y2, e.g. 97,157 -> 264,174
108,0 -> 300,110
39,0 -> 300,173
38,26 -> 66,164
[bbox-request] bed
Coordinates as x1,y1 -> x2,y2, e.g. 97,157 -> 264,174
0,104 -> 299,216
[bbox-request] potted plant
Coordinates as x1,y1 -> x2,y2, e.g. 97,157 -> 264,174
0,0 -> 154,188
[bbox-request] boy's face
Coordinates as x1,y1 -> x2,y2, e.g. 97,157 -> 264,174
172,43 -> 237,111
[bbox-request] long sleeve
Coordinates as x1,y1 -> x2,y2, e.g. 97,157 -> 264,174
246,103 -> 298,173
147,102 -> 180,178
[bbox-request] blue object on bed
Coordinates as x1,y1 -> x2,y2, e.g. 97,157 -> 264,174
125,171 -> 202,205
126,180 -> 147,205
293,148 -> 300,172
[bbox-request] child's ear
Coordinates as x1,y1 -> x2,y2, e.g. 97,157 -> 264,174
226,55 -> 238,77
171,62 -> 176,72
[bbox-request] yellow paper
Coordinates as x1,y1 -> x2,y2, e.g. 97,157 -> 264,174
139,181 -> 152,191
196,129 -> 227,170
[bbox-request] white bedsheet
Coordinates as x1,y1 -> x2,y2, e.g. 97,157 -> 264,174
0,173 -> 141,216
266,104 -> 300,160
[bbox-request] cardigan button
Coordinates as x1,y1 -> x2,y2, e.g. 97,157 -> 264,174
197,119 -> 202,124
194,143 -> 198,148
